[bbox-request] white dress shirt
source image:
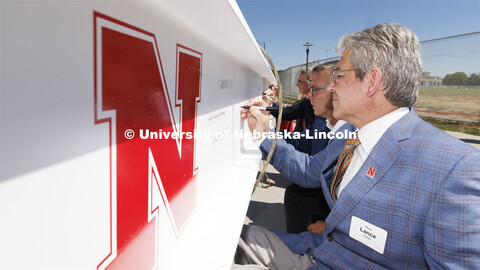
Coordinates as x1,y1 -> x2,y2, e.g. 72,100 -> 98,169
327,119 -> 347,135
336,107 -> 410,199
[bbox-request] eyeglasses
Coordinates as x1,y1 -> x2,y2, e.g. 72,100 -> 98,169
296,79 -> 311,85
310,86 -> 327,92
332,68 -> 360,84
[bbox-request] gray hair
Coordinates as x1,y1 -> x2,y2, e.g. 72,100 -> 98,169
311,60 -> 339,81
298,69 -> 310,80
299,70 -> 308,75
337,23 -> 422,107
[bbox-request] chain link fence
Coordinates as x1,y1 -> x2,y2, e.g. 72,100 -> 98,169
277,33 -> 480,126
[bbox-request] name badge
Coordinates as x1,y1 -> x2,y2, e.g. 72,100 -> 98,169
349,216 -> 387,254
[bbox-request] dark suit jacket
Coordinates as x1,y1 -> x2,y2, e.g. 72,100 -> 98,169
270,98 -> 315,128
284,116 -> 328,155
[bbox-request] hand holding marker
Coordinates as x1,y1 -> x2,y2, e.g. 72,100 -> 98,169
240,105 -> 278,112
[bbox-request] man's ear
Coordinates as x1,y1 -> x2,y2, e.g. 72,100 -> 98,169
365,67 -> 382,98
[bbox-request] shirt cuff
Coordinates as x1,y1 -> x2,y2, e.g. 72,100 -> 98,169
269,115 -> 276,130
254,128 -> 277,147
253,132 -> 268,147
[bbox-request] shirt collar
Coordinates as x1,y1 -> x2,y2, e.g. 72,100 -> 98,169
326,119 -> 347,134
357,107 -> 409,154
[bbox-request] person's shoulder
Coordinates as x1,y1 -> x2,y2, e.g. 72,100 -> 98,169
390,116 -> 480,182
300,97 -> 312,107
401,119 -> 480,170
391,109 -> 478,155
414,119 -> 477,152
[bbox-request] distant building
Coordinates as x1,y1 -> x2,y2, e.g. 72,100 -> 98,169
421,75 -> 442,87
278,65 -> 304,98
278,58 -> 339,98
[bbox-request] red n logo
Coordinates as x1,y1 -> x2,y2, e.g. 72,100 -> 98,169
94,12 -> 202,269
366,166 -> 376,179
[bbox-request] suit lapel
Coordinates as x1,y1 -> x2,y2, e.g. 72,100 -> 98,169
324,109 -> 420,233
320,137 -> 347,209
318,123 -> 357,209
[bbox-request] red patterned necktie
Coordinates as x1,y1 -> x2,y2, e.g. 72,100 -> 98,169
329,132 -> 360,201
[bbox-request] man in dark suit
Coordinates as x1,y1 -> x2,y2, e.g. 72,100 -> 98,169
282,63 -> 342,234
252,63 -> 342,234
236,23 -> 480,269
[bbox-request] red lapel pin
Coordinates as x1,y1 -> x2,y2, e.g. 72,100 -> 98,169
366,166 -> 376,179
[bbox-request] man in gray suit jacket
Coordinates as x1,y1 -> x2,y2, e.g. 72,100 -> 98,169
235,23 -> 480,269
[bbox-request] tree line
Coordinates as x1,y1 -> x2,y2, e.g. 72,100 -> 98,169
442,72 -> 480,86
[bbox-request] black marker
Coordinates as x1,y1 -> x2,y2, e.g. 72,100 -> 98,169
241,105 -> 278,112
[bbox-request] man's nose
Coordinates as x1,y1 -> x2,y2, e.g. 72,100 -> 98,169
306,89 -> 313,100
327,80 -> 335,93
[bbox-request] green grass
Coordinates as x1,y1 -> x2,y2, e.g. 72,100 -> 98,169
421,117 -> 480,136
419,88 -> 480,95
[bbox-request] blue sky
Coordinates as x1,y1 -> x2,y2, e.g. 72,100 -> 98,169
237,0 -> 480,77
